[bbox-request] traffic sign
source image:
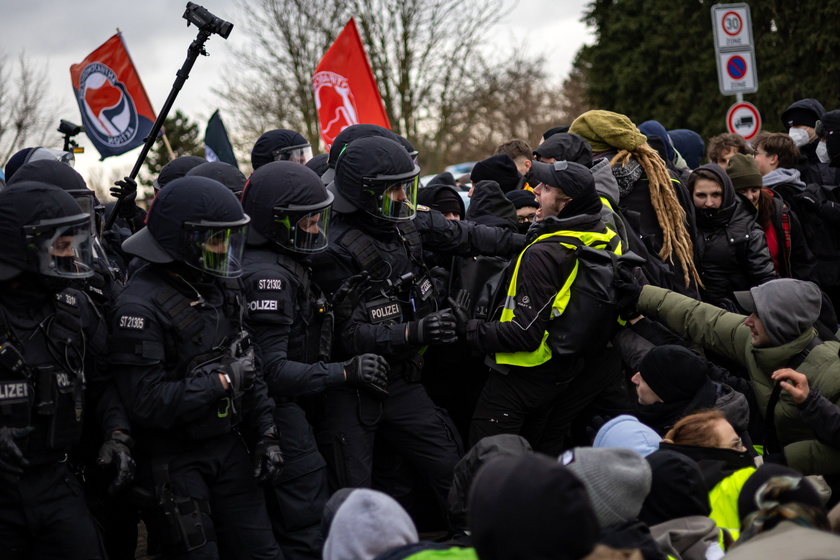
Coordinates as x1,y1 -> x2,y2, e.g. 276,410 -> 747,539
726,101 -> 761,141
712,3 -> 753,49
716,50 -> 758,95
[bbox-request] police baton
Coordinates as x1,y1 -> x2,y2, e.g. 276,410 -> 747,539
105,2 -> 233,232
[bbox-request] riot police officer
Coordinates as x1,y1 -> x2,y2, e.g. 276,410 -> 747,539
251,129 -> 313,170
110,176 -> 283,559
0,182 -> 132,559
241,161 -> 389,558
310,136 -> 467,509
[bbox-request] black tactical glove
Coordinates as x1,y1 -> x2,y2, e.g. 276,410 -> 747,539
0,426 -> 33,476
111,176 -> 140,219
97,431 -> 136,496
344,354 -> 390,399
406,310 -> 457,345
447,290 -> 472,338
584,414 -> 612,444
614,265 -> 643,321
219,347 -> 257,395
253,431 -> 284,486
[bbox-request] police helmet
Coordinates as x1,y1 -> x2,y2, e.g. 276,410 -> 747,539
123,176 -> 250,277
320,124 -> 400,184
8,159 -> 101,236
0,182 -> 94,281
330,136 -> 420,222
241,161 -> 333,253
5,147 -> 75,181
152,155 -> 206,192
185,161 -> 248,197
251,129 -> 312,170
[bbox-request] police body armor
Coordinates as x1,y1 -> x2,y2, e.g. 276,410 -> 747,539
0,288 -> 87,462
242,248 -> 334,366
158,279 -> 253,440
334,220 -> 436,381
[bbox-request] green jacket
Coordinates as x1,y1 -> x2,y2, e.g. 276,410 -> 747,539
637,285 -> 840,474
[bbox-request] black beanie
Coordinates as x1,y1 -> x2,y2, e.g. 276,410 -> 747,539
506,189 -> 539,210
433,188 -> 462,216
470,154 -> 521,193
784,108 -> 820,129
820,110 -> 840,168
469,454 -> 599,560
737,464 -> 823,521
639,450 -> 711,526
638,345 -> 710,403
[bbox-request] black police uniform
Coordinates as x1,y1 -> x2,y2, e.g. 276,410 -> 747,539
0,184 -> 128,559
242,247 -> 334,559
110,178 -> 282,560
311,190 -> 524,510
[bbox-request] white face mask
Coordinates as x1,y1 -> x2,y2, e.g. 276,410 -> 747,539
788,127 -> 811,147
817,140 -> 830,163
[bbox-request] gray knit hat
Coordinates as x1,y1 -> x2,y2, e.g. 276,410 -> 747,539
560,447 -> 653,527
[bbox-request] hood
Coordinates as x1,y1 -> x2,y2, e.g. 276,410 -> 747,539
781,98 -> 826,129
648,516 -> 721,560
693,163 -> 737,209
692,164 -> 738,227
465,180 -> 518,231
446,434 -> 532,532
591,157 -> 620,202
639,450 -> 711,527
322,489 -> 418,560
714,382 -> 750,436
639,120 -> 674,163
667,129 -> 705,170
733,278 -> 822,346
762,168 -> 806,190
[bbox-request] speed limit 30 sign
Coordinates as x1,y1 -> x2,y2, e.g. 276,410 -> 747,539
712,4 -> 753,49
712,3 -> 758,95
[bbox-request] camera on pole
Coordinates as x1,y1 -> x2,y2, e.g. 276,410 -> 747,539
105,3 -> 233,231
58,120 -> 85,154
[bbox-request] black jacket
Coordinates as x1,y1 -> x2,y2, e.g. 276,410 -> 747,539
464,212 -> 606,375
109,265 -> 275,453
242,246 -> 345,398
695,195 -> 777,311
311,207 -> 525,366
798,388 -> 840,449
763,189 -> 817,283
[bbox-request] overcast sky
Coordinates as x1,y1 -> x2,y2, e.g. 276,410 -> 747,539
3,0 -> 593,180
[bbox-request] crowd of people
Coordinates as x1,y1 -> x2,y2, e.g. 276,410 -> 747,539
1,99 -> 840,560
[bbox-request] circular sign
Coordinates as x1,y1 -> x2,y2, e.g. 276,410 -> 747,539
726,102 -> 762,141
722,11 -> 743,36
726,55 -> 747,80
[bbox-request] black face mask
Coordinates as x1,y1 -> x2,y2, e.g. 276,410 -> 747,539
517,221 -> 532,235
827,134 -> 840,168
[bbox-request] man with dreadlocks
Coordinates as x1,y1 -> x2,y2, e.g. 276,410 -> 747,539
570,110 -> 701,296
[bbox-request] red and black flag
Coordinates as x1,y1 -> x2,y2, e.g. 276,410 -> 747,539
70,33 -> 155,160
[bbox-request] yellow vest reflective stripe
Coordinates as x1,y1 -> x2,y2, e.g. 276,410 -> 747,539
494,228 -> 621,367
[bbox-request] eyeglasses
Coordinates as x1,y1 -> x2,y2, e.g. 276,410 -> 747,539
752,150 -> 768,157
718,437 -> 746,452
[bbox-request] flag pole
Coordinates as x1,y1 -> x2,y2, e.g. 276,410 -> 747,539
105,2 -> 233,231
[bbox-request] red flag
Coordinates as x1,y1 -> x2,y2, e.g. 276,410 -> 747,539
70,34 -> 156,160
312,19 -> 391,149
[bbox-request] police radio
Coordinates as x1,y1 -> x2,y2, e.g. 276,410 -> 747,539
0,340 -> 29,379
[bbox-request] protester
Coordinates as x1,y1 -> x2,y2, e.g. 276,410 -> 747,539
687,162 -> 776,311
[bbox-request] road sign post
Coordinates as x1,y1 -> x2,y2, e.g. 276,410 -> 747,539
712,3 -> 758,96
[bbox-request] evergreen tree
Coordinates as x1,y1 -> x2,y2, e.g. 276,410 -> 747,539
573,0 -> 840,149
139,109 -> 204,187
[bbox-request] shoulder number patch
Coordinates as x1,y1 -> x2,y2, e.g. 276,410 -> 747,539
257,279 -> 283,291
118,316 -> 146,330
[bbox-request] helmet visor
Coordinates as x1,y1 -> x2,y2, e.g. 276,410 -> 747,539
23,215 -> 93,278
273,204 -> 331,253
364,174 -> 419,221
182,219 -> 249,277
68,190 -> 97,236
26,148 -> 75,168
273,144 -> 313,165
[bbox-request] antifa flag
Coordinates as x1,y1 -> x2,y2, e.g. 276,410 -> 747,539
312,18 -> 391,149
70,34 -> 155,160
204,109 -> 238,169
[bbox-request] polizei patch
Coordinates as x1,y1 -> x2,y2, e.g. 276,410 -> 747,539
0,381 -> 29,400
249,300 -> 279,312
118,315 -> 146,330
367,300 -> 402,324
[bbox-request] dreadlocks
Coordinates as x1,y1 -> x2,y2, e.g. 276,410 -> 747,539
611,144 -> 702,288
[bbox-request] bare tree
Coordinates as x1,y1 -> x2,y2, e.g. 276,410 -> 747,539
0,51 -> 59,166
219,0 -> 508,170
